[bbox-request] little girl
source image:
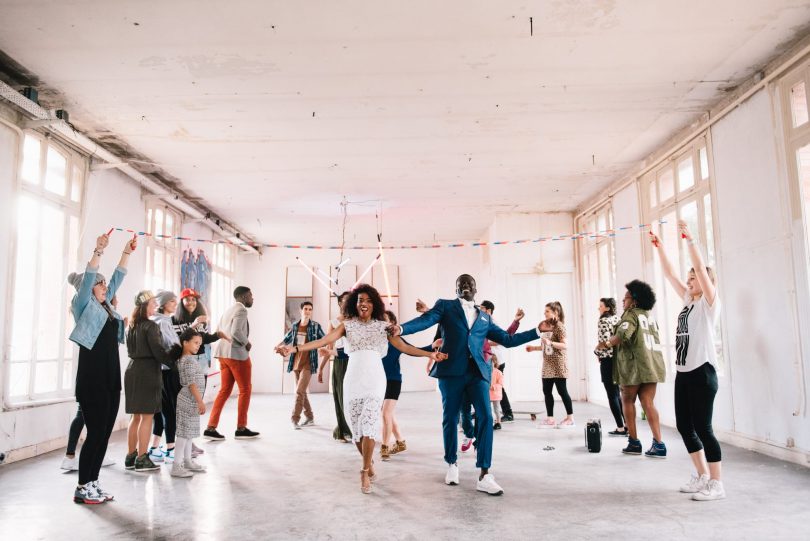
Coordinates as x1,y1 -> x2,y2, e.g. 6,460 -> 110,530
170,328 -> 207,478
490,358 -> 505,430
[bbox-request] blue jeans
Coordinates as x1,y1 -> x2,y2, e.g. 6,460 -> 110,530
439,369 -> 493,469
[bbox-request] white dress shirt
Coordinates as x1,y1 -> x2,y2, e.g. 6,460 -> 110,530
459,298 -> 477,329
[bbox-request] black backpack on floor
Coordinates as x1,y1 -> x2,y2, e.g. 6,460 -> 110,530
585,419 -> 602,453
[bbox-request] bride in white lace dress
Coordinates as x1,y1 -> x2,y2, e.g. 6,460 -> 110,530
278,284 -> 446,493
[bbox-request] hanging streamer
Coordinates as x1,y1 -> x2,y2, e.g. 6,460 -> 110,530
108,221 -> 664,251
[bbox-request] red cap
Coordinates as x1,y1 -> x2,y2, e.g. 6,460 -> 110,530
180,288 -> 200,300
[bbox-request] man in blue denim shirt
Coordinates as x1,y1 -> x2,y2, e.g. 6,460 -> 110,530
277,301 -> 325,430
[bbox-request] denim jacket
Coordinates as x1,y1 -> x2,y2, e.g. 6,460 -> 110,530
283,319 -> 325,373
69,264 -> 127,350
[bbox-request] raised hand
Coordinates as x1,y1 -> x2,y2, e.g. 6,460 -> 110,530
649,231 -> 661,248
193,315 -> 209,327
96,233 -> 110,252
514,308 -> 525,321
126,234 -> 138,253
678,220 -> 693,241
415,298 -> 428,313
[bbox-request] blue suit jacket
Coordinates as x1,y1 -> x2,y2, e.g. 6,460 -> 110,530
399,298 -> 539,382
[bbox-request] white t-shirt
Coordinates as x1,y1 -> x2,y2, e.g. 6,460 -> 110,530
674,292 -> 721,372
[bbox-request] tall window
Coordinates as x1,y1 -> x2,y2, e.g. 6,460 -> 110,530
145,204 -> 181,292
577,202 -> 617,352
209,242 -> 236,326
780,62 -> 810,275
642,135 -> 722,371
6,133 -> 85,403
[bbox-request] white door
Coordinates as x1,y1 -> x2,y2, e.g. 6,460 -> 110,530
506,271 -> 577,402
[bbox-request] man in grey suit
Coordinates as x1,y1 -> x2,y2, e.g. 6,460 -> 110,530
204,286 -> 260,440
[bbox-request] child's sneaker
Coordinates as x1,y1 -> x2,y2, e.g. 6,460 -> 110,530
183,459 -> 206,472
163,448 -> 175,464
692,479 -> 726,501
622,437 -> 643,455
644,439 -> 667,458
170,462 -> 193,478
124,451 -> 137,470
73,483 -> 105,504
680,473 -> 709,493
191,442 -> 205,457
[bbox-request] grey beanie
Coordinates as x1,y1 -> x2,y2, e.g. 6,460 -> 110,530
155,289 -> 177,308
67,271 -> 106,291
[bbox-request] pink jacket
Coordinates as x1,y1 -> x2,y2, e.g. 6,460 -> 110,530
489,367 -> 504,401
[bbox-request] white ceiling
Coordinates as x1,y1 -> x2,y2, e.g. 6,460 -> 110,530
1,1 -> 809,245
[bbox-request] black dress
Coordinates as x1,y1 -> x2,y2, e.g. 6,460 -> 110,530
75,317 -> 121,400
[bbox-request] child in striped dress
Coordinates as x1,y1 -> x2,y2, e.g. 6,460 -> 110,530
170,329 -> 207,478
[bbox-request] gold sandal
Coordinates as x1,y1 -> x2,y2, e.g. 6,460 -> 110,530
368,459 -> 377,482
360,469 -> 372,494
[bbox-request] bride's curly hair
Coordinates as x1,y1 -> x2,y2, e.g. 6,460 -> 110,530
342,284 -> 386,321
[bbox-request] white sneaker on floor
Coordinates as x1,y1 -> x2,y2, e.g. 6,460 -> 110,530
101,455 -> 115,467
299,418 -> 315,428
557,418 -> 575,429
191,442 -> 204,457
292,420 -> 301,430
170,463 -> 194,478
445,463 -> 459,486
680,473 -> 709,493
61,455 -> 78,471
183,459 -> 206,472
476,473 -> 504,496
692,479 -> 726,501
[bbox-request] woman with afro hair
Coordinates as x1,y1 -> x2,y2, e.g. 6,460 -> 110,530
599,279 -> 667,458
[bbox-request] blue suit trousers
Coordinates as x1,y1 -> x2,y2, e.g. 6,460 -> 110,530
439,367 -> 493,469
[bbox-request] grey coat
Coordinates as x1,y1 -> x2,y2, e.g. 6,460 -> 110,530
214,302 -> 250,360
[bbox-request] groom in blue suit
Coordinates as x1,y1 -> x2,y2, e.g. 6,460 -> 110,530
390,274 -> 548,495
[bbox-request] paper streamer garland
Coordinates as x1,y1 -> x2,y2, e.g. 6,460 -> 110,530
109,221 -> 665,251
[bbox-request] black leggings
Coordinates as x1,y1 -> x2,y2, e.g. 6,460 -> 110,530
77,391 -> 120,485
498,362 -> 513,417
152,370 -> 182,444
67,405 -> 84,455
599,357 -> 625,428
675,363 -> 722,462
542,378 -> 573,416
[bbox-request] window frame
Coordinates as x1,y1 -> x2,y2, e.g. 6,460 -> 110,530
144,202 -> 182,293
4,131 -> 87,407
641,134 -> 724,374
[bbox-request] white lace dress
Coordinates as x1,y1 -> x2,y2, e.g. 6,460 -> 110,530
342,318 -> 389,442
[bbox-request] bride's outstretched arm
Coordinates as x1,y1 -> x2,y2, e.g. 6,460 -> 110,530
389,335 -> 448,362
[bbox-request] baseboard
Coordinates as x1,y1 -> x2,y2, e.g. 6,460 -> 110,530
713,428 -> 810,467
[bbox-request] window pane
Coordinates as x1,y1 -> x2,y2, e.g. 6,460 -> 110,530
791,81 -> 809,128
62,360 -> 73,390
597,212 -> 607,234
658,168 -> 675,202
9,362 -> 30,397
598,243 -> 609,295
677,156 -> 695,192
10,195 -> 40,361
166,212 -> 174,247
797,142 -> 810,265
680,201 -> 699,275
154,248 -> 164,288
22,136 -> 41,185
71,164 -> 83,202
699,147 -> 709,180
147,208 -> 153,235
34,361 -> 58,394
44,147 -> 67,195
649,177 -> 657,208
704,194 -> 716,266
37,205 -> 66,360
155,208 -> 164,238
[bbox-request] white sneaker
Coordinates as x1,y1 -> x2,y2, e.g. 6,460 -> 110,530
692,479 -> 726,501
476,473 -> 504,496
680,473 -> 709,493
184,459 -> 207,472
101,455 -> 115,467
170,463 -> 194,478
445,463 -> 459,486
292,420 -> 302,430
299,418 -> 315,428
61,455 -> 78,471
191,442 -> 204,457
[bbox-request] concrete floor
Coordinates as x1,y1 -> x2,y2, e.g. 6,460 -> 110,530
1,393 -> 808,541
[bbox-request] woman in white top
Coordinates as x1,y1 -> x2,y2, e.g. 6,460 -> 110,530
278,284 -> 446,494
651,221 -> 724,501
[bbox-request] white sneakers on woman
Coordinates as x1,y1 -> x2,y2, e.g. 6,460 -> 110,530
445,463 -> 459,485
692,479 -> 726,501
476,474 -> 504,496
680,473 -> 709,493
